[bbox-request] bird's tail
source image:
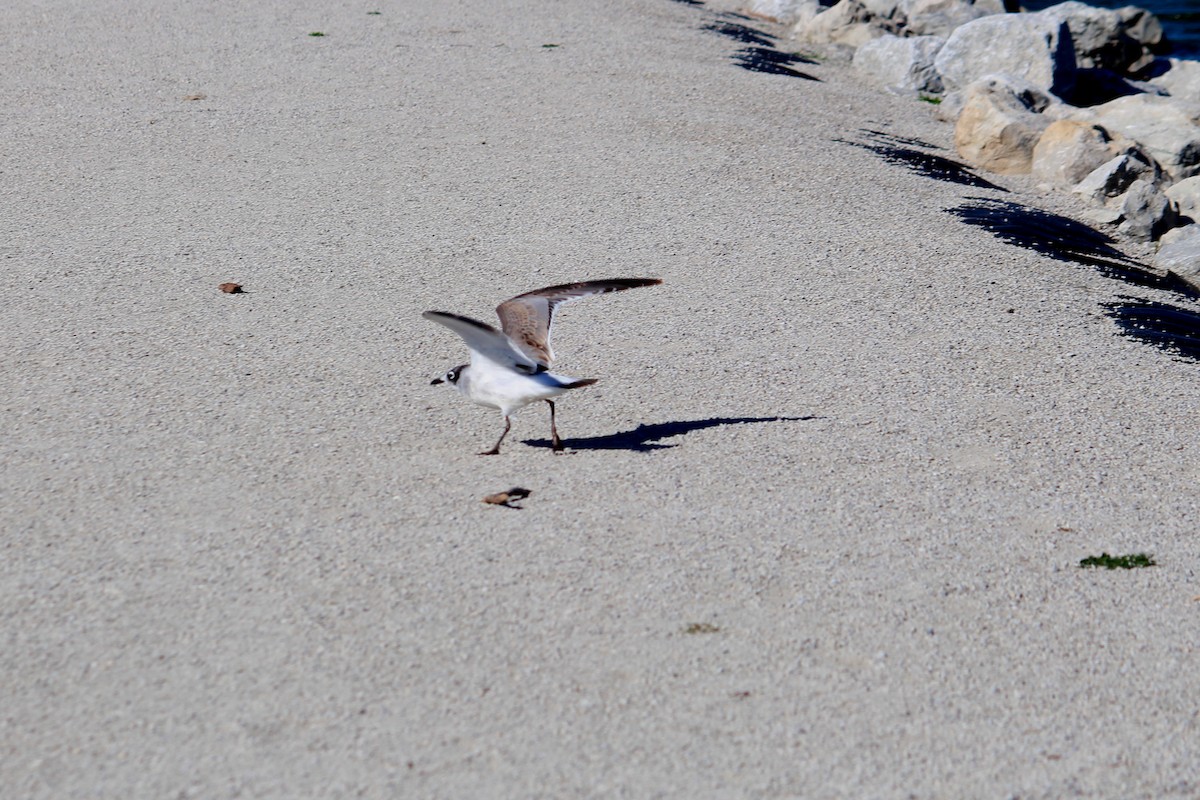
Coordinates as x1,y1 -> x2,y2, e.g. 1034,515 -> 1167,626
563,378 -> 598,389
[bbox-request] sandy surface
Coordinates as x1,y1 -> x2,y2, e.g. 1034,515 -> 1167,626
4,0 -> 1200,797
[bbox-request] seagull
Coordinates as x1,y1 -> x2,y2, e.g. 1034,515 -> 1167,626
425,278 -> 662,454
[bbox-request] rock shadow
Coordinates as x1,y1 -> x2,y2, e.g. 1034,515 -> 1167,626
949,197 -> 1200,362
733,47 -> 820,80
860,129 -> 940,150
840,130 -> 1005,191
702,21 -> 776,46
523,415 -> 816,452
1106,297 -> 1200,361
1063,68 -> 1152,107
947,197 -> 1197,296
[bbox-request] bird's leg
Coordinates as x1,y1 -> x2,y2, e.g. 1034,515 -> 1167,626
479,416 -> 511,456
547,400 -> 564,452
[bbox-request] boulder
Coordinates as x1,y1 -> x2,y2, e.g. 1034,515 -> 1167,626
1146,58 -> 1200,103
899,0 -> 1005,37
860,0 -> 904,16
1089,94 -> 1200,180
1071,149 -> 1162,202
1035,1 -> 1140,73
1158,220 -> 1200,247
934,12 -> 1077,97
745,0 -> 824,25
954,75 -> 1054,174
794,0 -> 901,46
1153,225 -> 1200,288
1166,176 -> 1200,223
932,89 -> 966,122
1031,120 -> 1124,187
1113,179 -> 1175,241
853,34 -> 945,94
1117,5 -> 1167,57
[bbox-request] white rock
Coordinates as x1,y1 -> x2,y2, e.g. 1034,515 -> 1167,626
1043,101 -> 1091,122
1166,176 -> 1200,222
861,0 -> 904,17
1117,5 -> 1166,55
1153,227 -> 1200,287
1031,120 -> 1123,188
1146,58 -> 1200,104
745,0 -> 822,25
795,0 -> 899,46
1158,221 -> 1200,247
967,73 -> 1054,112
1090,94 -> 1200,180
1114,179 -> 1175,241
1035,1 -> 1138,72
853,34 -> 945,94
1071,150 -> 1162,203
899,0 -> 1005,37
934,12 -> 1077,97
954,75 -> 1054,174
932,89 -> 965,122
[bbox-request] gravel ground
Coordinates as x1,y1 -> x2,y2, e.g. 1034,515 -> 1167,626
3,1 -> 1200,797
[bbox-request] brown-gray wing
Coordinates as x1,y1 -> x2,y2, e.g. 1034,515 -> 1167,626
422,310 -> 541,373
495,278 -> 662,368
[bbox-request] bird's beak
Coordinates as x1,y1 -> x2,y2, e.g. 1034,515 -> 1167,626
430,377 -> 444,385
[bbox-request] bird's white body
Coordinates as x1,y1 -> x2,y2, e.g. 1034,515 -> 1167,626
453,357 -> 586,417
424,277 -> 660,454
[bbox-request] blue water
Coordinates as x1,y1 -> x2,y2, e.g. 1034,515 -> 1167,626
1022,0 -> 1200,58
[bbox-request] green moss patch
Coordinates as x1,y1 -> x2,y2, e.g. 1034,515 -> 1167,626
1079,552 -> 1156,570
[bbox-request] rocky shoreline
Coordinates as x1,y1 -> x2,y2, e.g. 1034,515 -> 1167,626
748,0 -> 1200,287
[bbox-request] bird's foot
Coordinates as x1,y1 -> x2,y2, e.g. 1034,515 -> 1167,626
478,448 -> 501,456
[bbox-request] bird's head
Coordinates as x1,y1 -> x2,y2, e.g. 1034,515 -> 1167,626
430,364 -> 468,386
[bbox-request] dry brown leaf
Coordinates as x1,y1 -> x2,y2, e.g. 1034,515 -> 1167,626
482,487 -> 531,507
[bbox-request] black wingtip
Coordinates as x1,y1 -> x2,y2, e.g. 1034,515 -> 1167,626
553,278 -> 663,292
611,277 -> 662,288
581,277 -> 662,292
422,310 -> 499,332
